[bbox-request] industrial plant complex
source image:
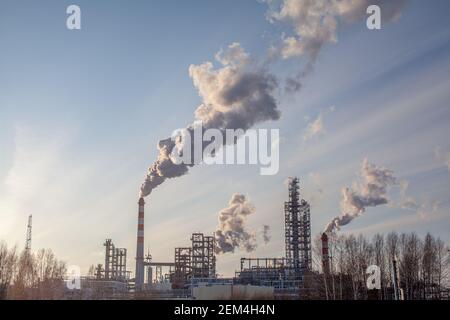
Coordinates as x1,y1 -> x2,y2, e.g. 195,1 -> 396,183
67,177 -> 316,299
54,176 -> 446,301
4,176 -> 446,301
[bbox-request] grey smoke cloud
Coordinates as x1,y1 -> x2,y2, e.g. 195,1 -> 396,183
140,43 -> 280,198
267,0 -> 408,91
325,159 -> 397,233
215,194 -> 257,254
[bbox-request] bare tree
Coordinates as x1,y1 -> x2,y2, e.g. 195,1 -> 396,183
314,232 -> 449,300
34,249 -> 67,299
0,242 -> 18,299
10,249 -> 36,299
373,234 -> 387,299
2,247 -> 66,300
435,238 -> 449,299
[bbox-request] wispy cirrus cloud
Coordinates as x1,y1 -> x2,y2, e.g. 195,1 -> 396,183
303,106 -> 335,141
303,114 -> 325,141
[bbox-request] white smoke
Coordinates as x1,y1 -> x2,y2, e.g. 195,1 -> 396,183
140,43 -> 280,198
262,225 -> 271,244
215,194 -> 257,254
267,0 -> 409,91
325,159 -> 397,233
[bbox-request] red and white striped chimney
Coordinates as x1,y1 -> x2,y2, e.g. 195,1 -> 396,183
322,233 -> 330,275
135,197 -> 145,291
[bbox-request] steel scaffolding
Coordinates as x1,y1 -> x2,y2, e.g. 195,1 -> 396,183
173,247 -> 192,287
284,178 -> 311,272
236,258 -> 303,289
191,233 -> 216,279
104,239 -> 128,281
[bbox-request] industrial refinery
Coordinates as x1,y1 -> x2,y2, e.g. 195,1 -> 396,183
58,176 -> 447,300
2,1 -> 450,307
71,177 -> 314,299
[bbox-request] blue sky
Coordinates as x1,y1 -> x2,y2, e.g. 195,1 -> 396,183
1,0 -> 450,277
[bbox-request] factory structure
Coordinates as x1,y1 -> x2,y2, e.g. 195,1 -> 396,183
131,177 -> 312,297
235,178 -> 311,294
80,176 -> 314,299
66,176 -> 450,300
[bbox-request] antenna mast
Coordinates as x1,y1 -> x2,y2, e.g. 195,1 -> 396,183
25,215 -> 32,251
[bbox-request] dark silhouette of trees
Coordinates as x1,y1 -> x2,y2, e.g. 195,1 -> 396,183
313,232 -> 449,300
0,242 -> 66,300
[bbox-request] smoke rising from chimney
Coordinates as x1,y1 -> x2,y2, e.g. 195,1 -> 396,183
215,194 -> 257,254
325,159 -> 397,233
267,0 -> 409,92
140,43 -> 280,198
139,2 -> 410,197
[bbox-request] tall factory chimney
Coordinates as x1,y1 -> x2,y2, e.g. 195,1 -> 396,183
321,233 -> 330,275
135,197 -> 145,291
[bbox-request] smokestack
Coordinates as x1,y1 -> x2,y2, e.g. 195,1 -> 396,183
135,197 -> 145,291
321,233 -> 330,275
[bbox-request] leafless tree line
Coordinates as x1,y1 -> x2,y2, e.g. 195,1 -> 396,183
312,232 -> 450,300
0,241 -> 66,300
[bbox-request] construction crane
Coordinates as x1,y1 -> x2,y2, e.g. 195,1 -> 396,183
25,214 -> 32,251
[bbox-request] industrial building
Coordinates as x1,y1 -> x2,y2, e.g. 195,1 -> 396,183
75,176 -> 314,299
72,176 -> 449,300
64,238 -> 131,299
133,196 -> 218,295
234,177 -> 312,298
128,176 -> 314,299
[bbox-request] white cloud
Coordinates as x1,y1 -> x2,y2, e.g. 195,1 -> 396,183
303,114 -> 325,141
303,107 -> 334,141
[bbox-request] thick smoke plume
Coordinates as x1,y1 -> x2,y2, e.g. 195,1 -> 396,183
215,194 -> 257,254
140,43 -> 280,197
262,225 -> 271,245
325,159 -> 397,233
267,0 -> 408,91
